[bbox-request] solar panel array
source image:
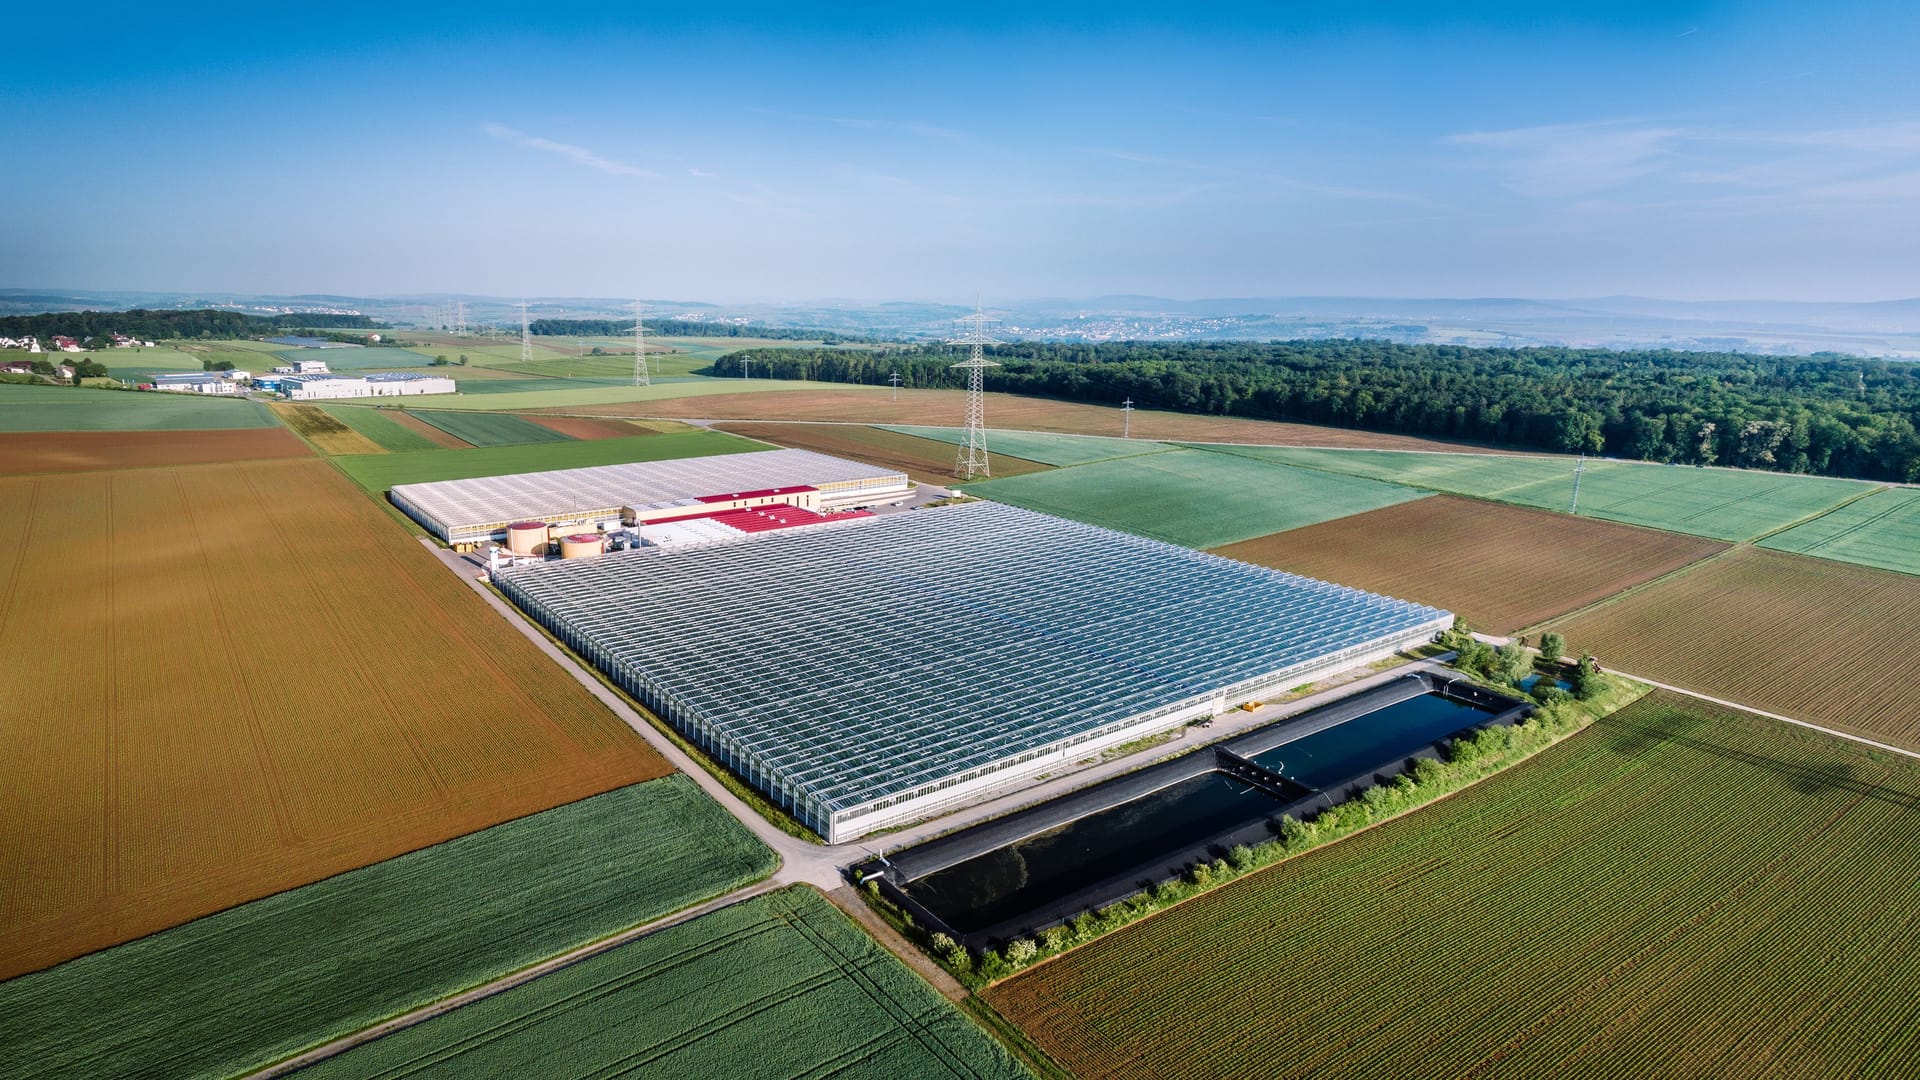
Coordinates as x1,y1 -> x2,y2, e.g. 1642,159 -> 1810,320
389,448 -> 909,540
495,500 -> 1451,841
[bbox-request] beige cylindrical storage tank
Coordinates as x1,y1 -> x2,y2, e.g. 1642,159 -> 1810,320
559,533 -> 604,560
507,521 -> 549,555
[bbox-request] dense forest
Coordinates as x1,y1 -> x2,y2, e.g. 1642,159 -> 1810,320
712,341 -> 1920,482
0,309 -> 379,340
529,318 -> 868,343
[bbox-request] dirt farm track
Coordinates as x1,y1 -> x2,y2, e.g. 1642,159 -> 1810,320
0,458 -> 670,980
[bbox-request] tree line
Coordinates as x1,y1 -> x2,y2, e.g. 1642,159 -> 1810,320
710,341 -> 1920,482
528,317 -> 869,343
0,309 -> 380,341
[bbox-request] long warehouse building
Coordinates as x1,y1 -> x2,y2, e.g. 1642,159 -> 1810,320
494,501 -> 1452,844
389,447 -> 911,545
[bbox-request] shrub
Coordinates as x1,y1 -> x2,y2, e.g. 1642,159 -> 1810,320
1227,844 -> 1254,871
1539,632 -> 1566,664
1005,938 -> 1038,966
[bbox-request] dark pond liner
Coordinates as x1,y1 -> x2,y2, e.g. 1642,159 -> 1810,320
857,668 -> 1531,951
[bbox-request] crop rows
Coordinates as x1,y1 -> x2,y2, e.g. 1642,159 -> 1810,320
0,776 -> 772,1080
713,421 -> 1049,484
1549,546 -> 1920,746
1759,486 -> 1920,576
1218,445 -> 1872,542
272,403 -> 386,454
881,425 -> 1174,467
0,428 -> 310,475
409,409 -> 575,447
1213,495 -> 1727,633
330,428 -> 765,492
301,887 -> 1032,1080
0,458 -> 670,980
987,693 -> 1920,1079
0,383 -> 277,431
319,405 -> 447,451
966,447 -> 1428,549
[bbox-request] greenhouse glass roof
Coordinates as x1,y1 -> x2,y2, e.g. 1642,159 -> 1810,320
495,501 -> 1450,820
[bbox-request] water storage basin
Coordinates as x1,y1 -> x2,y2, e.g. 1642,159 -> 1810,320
870,668 -> 1531,950
905,772 -> 1286,935
1247,692 -> 1488,788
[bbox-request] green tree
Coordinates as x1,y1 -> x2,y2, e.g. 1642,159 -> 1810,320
1495,642 -> 1532,684
1571,654 -> 1603,700
1539,632 -> 1565,665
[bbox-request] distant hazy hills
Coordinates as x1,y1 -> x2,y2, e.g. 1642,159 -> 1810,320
3,289 -> 1914,358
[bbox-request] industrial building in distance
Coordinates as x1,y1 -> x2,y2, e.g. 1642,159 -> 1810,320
494,500 -> 1452,844
273,371 -> 456,400
389,447 -> 912,547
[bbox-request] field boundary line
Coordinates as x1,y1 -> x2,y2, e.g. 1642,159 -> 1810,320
1745,482 -> 1890,544
1613,671 -> 1920,762
243,879 -> 784,1079
1515,545 -> 1734,638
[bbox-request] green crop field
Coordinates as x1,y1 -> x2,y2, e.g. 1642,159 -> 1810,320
883,425 -> 1175,467
1759,486 -> 1920,576
966,447 -> 1428,548
0,384 -> 277,431
989,692 -> 1920,1079
0,775 -> 776,1080
406,378 -> 865,413
411,410 -> 574,446
441,375 -> 633,395
1211,445 -> 1873,541
271,346 -> 441,370
302,887 -> 1031,1080
332,429 -> 767,492
320,405 -> 443,451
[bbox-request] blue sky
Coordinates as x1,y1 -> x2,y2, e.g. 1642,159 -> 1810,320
3,2 -> 1917,302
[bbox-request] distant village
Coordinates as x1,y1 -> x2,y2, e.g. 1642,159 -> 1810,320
0,332 -> 453,399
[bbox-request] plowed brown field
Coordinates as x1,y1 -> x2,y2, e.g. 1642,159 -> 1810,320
713,422 -> 1049,484
549,388 -> 1520,452
1549,547 -> 1920,746
387,409 -> 472,448
1213,496 -> 1727,634
0,429 -> 311,475
0,459 -> 670,980
522,414 -> 653,440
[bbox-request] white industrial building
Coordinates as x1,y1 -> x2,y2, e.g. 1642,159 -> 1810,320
280,371 -> 455,400
388,447 -> 912,546
152,372 -> 244,395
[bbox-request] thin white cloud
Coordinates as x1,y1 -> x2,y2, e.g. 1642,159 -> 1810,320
745,106 -> 965,140
1445,120 -> 1679,198
1445,117 -> 1920,208
482,122 -> 660,179
1078,146 -> 1428,205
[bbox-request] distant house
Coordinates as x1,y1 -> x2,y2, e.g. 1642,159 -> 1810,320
1,361 -> 34,374
51,336 -> 83,353
292,359 -> 331,374
53,364 -> 75,380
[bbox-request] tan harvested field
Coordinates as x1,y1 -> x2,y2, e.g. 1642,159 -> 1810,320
551,388 -> 1520,452
0,459 -> 671,980
1213,496 -> 1728,634
1549,547 -> 1920,747
270,403 -> 385,455
521,414 -> 653,440
0,429 -> 311,475
713,422 -> 1050,484
387,409 -> 472,448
